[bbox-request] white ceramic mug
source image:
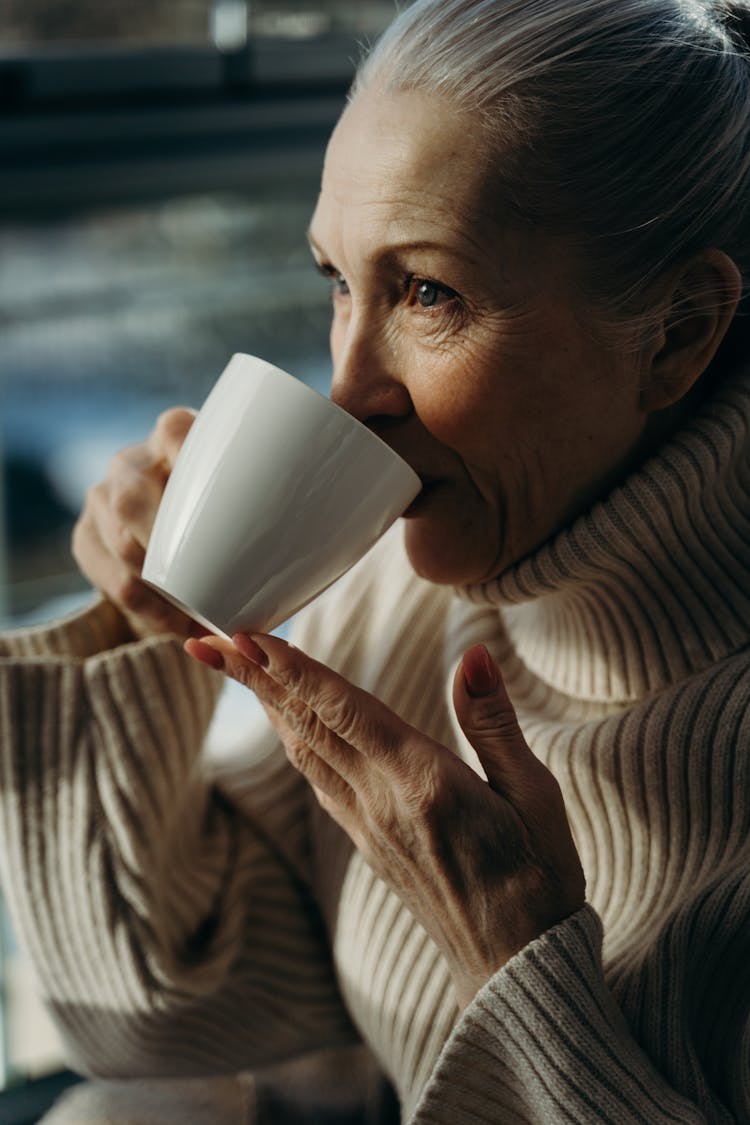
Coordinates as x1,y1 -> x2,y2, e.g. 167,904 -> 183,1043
141,353 -> 421,637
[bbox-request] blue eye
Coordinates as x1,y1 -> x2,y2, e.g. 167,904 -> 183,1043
417,281 -> 440,307
410,277 -> 457,310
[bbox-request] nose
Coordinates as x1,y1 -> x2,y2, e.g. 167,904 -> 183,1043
329,310 -> 412,426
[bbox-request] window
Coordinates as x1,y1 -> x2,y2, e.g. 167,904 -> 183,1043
2,0 -> 397,47
0,2 -> 408,1112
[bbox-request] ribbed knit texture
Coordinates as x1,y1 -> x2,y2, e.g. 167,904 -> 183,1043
0,370 -> 748,1123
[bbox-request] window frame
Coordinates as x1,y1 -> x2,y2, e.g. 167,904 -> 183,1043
0,35 -> 356,213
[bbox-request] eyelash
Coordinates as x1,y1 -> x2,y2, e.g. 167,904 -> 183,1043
405,275 -> 459,314
314,261 -> 461,319
314,261 -> 350,297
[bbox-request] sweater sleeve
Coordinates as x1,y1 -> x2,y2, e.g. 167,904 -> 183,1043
0,600 -> 358,1079
410,901 -> 745,1124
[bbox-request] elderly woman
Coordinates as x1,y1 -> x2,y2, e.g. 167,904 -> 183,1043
1,0 -> 749,1121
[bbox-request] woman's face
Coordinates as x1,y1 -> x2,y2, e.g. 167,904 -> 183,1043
308,87 -> 654,586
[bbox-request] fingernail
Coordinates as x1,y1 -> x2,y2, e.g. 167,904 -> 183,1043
185,638 -> 224,671
232,633 -> 269,667
464,644 -> 499,697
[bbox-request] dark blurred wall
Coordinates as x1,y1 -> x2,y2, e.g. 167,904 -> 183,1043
0,0 -> 211,43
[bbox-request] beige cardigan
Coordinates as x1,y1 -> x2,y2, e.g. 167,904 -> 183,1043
0,369 -> 748,1122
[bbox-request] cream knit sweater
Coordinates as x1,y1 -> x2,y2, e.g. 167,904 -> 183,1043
0,370 -> 748,1123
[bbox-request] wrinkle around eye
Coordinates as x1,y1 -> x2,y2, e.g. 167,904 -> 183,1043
404,279 -> 467,342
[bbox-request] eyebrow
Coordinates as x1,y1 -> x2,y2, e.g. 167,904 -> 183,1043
306,229 -> 483,267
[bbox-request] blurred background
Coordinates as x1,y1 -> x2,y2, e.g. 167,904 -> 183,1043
0,3 -> 406,1118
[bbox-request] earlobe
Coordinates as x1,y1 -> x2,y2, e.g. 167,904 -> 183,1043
639,250 -> 742,413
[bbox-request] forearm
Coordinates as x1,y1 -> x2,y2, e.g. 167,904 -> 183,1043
0,611 -> 360,1076
0,623 -> 220,1047
410,905 -> 732,1125
0,595 -> 133,661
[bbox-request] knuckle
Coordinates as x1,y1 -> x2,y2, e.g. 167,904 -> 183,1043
115,527 -> 145,568
109,481 -> 140,524
273,655 -> 302,694
321,690 -> 361,744
470,698 -> 519,738
108,446 -> 140,477
285,733 -> 315,774
116,574 -> 147,613
293,700 -> 323,749
229,661 -> 259,692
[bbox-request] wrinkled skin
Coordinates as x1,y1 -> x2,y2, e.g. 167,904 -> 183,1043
185,631 -> 585,1009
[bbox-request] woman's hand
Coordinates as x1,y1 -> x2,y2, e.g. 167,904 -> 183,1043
72,408 -> 198,640
186,632 -> 586,1009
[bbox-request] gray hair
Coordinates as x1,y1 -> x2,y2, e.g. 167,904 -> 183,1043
352,0 -> 750,344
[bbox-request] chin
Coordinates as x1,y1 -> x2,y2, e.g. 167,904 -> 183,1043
402,519 -> 499,588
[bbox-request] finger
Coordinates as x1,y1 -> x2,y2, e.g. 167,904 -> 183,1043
145,407 -> 196,470
185,637 -> 360,802
452,645 -> 537,794
454,647 -> 585,895
270,710 -> 357,814
72,505 -> 140,607
267,704 -> 362,843
74,513 -> 195,637
83,480 -> 147,567
187,635 -> 362,782
232,632 -> 434,770
102,454 -> 169,550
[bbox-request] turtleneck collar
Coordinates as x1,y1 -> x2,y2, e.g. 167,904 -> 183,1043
457,370 -> 750,705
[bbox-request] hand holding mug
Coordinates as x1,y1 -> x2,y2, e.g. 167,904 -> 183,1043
141,355 -> 421,638
72,407 -> 198,640
75,354 -> 420,643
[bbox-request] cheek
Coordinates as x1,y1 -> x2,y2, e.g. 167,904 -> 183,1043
329,311 -> 344,361
408,345 -> 504,460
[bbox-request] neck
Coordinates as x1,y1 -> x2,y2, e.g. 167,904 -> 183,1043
459,366 -> 750,704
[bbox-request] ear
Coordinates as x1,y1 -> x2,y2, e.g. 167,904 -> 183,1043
639,250 -> 742,412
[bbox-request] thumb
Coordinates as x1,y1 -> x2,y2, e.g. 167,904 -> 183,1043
452,644 -> 532,792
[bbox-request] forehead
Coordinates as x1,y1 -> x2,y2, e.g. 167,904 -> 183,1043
311,86 -> 501,257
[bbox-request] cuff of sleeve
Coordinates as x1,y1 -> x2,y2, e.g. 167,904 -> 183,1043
0,595 -> 133,661
410,904 -> 700,1124
0,600 -> 223,810
0,600 -> 227,1004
